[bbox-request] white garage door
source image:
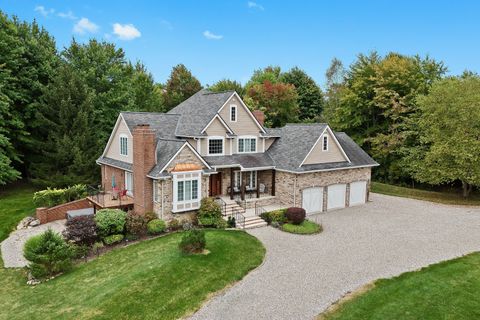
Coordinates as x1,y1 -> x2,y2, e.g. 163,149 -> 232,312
327,184 -> 346,210
302,187 -> 323,214
349,181 -> 367,206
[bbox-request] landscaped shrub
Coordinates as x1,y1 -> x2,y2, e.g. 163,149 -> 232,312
147,219 -> 166,235
33,184 -> 87,207
23,229 -> 75,278
63,215 -> 98,245
260,209 -> 287,225
285,207 -> 306,225
281,220 -> 322,234
94,209 -> 127,238
92,241 -> 104,257
197,197 -> 222,227
168,218 -> 181,231
179,229 -> 206,254
144,211 -> 158,222
103,234 -> 124,245
72,244 -> 90,259
227,216 -> 236,228
125,211 -> 147,236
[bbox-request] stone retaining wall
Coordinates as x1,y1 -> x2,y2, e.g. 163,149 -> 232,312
36,198 -> 93,224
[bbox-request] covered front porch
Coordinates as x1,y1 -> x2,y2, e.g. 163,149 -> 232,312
209,167 -> 276,201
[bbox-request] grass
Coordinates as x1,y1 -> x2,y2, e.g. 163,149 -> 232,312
281,220 -> 322,234
319,252 -> 480,320
0,184 -> 37,243
0,229 -> 265,320
371,181 -> 480,206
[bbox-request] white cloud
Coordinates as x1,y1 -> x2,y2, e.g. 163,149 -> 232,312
34,5 -> 55,17
160,19 -> 173,30
112,23 -> 141,40
247,1 -> 264,10
203,30 -> 223,40
73,18 -> 99,35
57,11 -> 77,20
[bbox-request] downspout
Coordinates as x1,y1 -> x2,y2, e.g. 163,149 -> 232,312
161,180 -> 164,220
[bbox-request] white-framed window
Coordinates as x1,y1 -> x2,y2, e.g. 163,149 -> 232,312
208,137 -> 224,155
238,136 -> 257,153
233,170 -> 257,190
153,180 -> 159,203
125,171 -> 133,196
322,135 -> 328,151
230,104 -> 237,122
172,171 -> 201,212
120,134 -> 128,156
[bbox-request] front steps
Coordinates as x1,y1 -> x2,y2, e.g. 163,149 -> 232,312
222,201 -> 267,229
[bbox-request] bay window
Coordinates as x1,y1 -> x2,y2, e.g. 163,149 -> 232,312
172,171 -> 201,212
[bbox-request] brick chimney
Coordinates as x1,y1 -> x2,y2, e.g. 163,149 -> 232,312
252,110 -> 265,126
133,124 -> 156,215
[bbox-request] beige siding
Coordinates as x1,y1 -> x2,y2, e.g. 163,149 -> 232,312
104,118 -> 133,163
264,138 -> 276,150
205,117 -> 229,136
218,95 -> 262,136
303,131 -> 347,165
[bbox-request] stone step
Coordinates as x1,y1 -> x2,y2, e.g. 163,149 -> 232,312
240,219 -> 267,230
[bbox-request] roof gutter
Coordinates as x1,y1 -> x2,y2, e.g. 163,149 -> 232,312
275,163 -> 379,175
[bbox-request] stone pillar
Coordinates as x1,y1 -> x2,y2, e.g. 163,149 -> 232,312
133,124 -> 156,215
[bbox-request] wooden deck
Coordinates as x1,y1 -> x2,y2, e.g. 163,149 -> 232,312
87,192 -> 134,209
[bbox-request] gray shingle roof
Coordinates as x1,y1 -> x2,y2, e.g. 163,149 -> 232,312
167,89 -> 235,137
148,139 -> 186,178
266,124 -> 378,172
96,156 -> 132,171
121,112 -> 181,140
204,153 -> 275,169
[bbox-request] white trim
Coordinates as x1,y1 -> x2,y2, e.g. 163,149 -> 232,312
217,92 -> 266,133
124,171 -> 133,196
158,141 -> 212,174
229,137 -> 233,155
101,114 -> 133,157
237,135 -> 258,153
262,138 -> 265,152
299,126 -> 351,167
200,114 -> 233,135
207,136 -> 225,156
196,138 -> 201,154
277,163 -> 378,174
172,170 -> 202,213
230,104 -> 237,122
96,160 -> 133,172
119,133 -> 129,157
322,135 -> 328,152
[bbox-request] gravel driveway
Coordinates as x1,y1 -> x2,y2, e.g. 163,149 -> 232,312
190,193 -> 480,320
1,220 -> 66,268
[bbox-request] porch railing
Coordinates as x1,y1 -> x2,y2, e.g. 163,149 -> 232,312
254,202 -> 267,217
232,207 -> 245,229
215,197 -> 227,216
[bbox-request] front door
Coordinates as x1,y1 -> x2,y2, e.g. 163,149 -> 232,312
209,172 -> 222,196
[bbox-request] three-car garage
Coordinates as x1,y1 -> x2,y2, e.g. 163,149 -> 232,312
301,181 -> 368,214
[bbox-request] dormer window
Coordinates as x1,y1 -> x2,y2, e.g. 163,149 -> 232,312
230,104 -> 237,122
120,135 -> 128,156
322,135 -> 328,151
208,137 -> 224,155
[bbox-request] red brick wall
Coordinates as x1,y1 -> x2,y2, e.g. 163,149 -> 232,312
101,164 -> 126,192
36,198 -> 93,224
133,125 -> 156,215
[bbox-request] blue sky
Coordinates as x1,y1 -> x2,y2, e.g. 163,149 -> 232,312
2,1 -> 480,87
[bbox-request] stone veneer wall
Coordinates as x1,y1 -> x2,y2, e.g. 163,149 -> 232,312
216,168 -> 274,197
275,167 -> 372,210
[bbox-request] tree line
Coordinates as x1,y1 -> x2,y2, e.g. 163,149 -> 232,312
1,11 -> 479,196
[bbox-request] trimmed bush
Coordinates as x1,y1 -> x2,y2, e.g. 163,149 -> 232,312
179,229 -> 206,254
23,229 -> 75,278
168,218 -> 181,231
260,209 -> 287,225
103,234 -> 124,245
125,211 -> 147,236
285,207 -> 306,225
63,215 -> 98,245
197,197 -> 222,227
144,211 -> 158,222
227,216 -> 236,228
33,184 -> 87,207
147,219 -> 166,235
94,209 -> 126,238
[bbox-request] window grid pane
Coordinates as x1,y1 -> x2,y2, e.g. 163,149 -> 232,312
185,181 -> 192,201
231,106 -> 236,121
209,139 -> 223,154
192,180 -> 198,199
177,181 -> 184,201
120,137 -> 128,155
323,136 -> 328,150
239,138 -> 256,152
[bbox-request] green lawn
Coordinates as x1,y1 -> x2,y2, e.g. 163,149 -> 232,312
0,230 -> 265,320
320,253 -> 480,320
0,184 -> 37,243
371,182 -> 480,206
281,220 -> 322,234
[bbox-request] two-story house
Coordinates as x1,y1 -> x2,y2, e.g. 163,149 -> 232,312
95,89 -> 378,225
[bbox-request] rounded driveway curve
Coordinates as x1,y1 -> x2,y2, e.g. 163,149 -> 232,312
190,193 -> 480,320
